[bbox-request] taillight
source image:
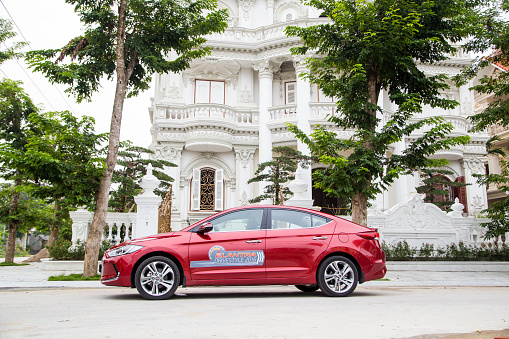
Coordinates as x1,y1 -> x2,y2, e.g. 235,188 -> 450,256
356,231 -> 380,240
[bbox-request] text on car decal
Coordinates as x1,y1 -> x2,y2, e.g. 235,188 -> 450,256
190,245 -> 265,268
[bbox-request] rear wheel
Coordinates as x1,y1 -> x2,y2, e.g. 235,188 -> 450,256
317,256 -> 358,297
135,256 -> 180,300
295,284 -> 319,293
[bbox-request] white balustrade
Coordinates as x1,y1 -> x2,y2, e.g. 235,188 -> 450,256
205,18 -> 329,43
269,105 -> 297,121
309,102 -> 337,119
161,104 -> 258,125
70,209 -> 137,245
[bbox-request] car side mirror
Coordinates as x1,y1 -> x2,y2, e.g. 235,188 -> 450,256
197,222 -> 213,233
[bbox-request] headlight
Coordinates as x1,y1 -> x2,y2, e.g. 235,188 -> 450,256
106,245 -> 144,258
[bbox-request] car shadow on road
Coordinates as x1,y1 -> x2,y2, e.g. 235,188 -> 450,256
104,289 -> 383,300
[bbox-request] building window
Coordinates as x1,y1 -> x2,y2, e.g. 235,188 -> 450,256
200,168 -> 215,210
194,80 -> 225,104
191,168 -> 224,211
285,13 -> 293,21
285,81 -> 296,104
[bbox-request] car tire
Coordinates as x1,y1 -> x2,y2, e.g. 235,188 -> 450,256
134,256 -> 180,300
317,256 -> 358,297
295,284 -> 319,293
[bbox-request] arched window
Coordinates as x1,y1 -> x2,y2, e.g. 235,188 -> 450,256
191,168 -> 224,211
285,13 -> 293,21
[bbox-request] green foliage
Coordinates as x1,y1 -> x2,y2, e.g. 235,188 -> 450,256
248,146 -> 309,205
451,2 -> 509,238
47,238 -> 111,260
109,141 -> 175,212
474,154 -> 509,238
383,240 -> 509,261
285,0 -> 477,224
0,184 -> 54,234
0,19 -> 25,65
25,0 -> 229,102
416,168 -> 469,211
48,273 -> 101,281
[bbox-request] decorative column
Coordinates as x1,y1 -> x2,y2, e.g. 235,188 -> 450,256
134,164 -> 162,239
235,148 -> 256,205
293,55 -> 313,204
462,155 -> 488,216
254,60 -> 277,199
266,0 -> 274,25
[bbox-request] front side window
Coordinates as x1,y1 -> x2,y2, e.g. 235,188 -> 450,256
271,209 -> 331,229
208,209 -> 264,232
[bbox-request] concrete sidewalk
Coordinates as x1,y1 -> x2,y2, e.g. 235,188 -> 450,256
1,257 -> 509,290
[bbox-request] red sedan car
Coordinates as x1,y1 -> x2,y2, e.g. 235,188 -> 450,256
101,205 -> 386,300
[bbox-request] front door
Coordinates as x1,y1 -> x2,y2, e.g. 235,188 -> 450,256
189,208 -> 267,280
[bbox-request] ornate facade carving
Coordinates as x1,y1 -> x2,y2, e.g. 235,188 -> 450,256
463,155 -> 485,175
155,146 -> 182,162
235,148 -> 255,168
238,0 -> 255,19
240,86 -> 253,103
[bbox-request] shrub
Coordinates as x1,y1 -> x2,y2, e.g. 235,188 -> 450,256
418,243 -> 434,258
47,238 -> 111,260
390,240 -> 417,260
383,241 -> 509,261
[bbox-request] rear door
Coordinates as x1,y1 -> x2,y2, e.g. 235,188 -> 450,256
189,208 -> 267,280
265,208 -> 335,278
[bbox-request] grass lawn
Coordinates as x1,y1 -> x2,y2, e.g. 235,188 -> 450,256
0,262 -> 29,267
48,273 -> 101,281
374,278 -> 390,281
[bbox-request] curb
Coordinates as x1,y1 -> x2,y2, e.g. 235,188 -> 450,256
387,261 -> 509,272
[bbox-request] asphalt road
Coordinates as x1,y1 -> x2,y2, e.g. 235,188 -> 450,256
1,285 -> 508,339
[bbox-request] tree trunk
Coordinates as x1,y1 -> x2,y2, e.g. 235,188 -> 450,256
47,203 -> 61,247
4,179 -> 22,263
349,67 -> 380,227
351,191 -> 368,227
83,0 -> 129,277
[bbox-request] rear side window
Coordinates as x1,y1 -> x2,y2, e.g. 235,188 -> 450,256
271,209 -> 331,229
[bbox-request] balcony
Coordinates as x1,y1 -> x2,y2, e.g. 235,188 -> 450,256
152,103 -> 259,128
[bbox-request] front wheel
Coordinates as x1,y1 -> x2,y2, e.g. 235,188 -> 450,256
135,256 -> 180,300
317,256 -> 358,297
295,284 -> 319,293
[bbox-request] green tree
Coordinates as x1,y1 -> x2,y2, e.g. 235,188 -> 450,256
285,0 -> 475,226
21,111 -> 106,245
109,142 -> 175,212
454,1 -> 509,237
26,0 -> 228,276
0,20 -> 31,263
0,79 -> 38,263
415,168 -> 469,211
248,146 -> 308,205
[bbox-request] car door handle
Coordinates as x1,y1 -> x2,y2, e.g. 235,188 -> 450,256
246,240 -> 262,243
312,236 -> 328,240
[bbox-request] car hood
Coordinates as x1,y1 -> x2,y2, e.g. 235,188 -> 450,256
109,232 -> 176,250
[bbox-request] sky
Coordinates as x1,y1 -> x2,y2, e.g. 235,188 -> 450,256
0,0 -> 153,148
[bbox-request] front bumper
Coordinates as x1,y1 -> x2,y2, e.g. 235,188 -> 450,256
100,255 -> 135,287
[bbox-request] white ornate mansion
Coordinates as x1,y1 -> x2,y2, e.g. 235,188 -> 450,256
146,0 -> 492,233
